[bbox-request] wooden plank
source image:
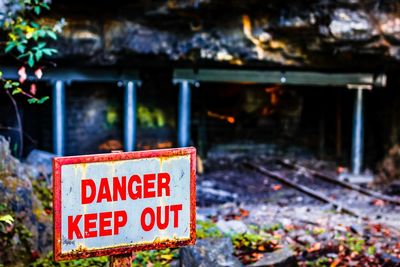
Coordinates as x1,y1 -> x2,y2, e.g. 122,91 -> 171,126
174,69 -> 386,87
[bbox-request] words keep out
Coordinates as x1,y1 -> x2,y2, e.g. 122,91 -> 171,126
67,172 -> 184,240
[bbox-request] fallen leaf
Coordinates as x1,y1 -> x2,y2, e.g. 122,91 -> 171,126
371,199 -> 385,207
308,242 -> 322,252
240,208 -> 250,217
330,258 -> 341,267
272,184 -> 282,191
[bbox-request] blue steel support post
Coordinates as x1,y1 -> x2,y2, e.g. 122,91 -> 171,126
178,80 -> 191,147
53,80 -> 65,156
124,81 -> 137,151
351,88 -> 364,175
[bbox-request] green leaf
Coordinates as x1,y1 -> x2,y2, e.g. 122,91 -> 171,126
17,53 -> 28,59
5,42 -> 16,53
35,50 -> 43,61
41,2 -> 50,9
0,71 -> 3,78
38,96 -> 49,104
38,42 -> 46,49
0,214 -> 14,225
32,31 -> 39,41
4,82 -> 12,89
28,98 -> 38,104
30,21 -> 39,28
367,246 -> 376,255
28,53 -> 35,67
17,44 -> 26,53
47,31 -> 57,40
42,49 -> 51,56
11,82 -> 20,86
12,88 -> 22,95
34,6 -> 41,15
42,48 -> 57,56
38,29 -> 46,38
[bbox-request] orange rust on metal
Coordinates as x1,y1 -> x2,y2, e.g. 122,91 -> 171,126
53,147 -> 196,261
54,235 -> 195,261
110,253 -> 133,267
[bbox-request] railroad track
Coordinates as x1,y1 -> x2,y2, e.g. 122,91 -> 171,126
243,157 -> 400,220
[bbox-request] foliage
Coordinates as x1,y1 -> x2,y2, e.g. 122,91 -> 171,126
1,0 -> 63,103
31,249 -> 179,267
0,214 -> 14,227
263,223 -> 283,232
343,233 -> 365,253
32,178 -> 53,211
231,224 -> 282,264
0,206 -> 34,264
196,220 -> 224,239
30,249 -> 179,267
305,256 -> 330,266
0,203 -> 14,234
30,252 -> 108,267
132,248 -> 178,267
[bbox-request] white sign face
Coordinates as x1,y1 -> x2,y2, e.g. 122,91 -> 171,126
53,148 -> 196,261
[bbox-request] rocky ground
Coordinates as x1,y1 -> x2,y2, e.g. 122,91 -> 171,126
192,145 -> 400,266
2,137 -> 400,266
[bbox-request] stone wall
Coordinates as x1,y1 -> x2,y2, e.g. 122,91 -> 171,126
65,83 -> 123,155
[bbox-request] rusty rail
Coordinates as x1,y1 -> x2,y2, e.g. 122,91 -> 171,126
277,159 -> 400,206
243,161 -> 366,219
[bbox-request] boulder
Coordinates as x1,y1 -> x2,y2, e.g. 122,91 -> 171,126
248,246 -> 297,267
197,186 -> 237,205
26,149 -> 56,177
0,137 -> 53,265
180,238 -> 243,267
216,220 -> 249,235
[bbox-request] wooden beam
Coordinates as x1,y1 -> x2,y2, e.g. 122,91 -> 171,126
174,69 -> 386,87
2,66 -> 386,87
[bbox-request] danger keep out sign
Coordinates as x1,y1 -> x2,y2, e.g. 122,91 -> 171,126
53,147 -> 196,261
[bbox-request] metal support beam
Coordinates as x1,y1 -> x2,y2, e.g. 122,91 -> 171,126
123,81 -> 137,151
351,88 -> 365,175
336,93 -> 342,159
53,80 -> 65,156
177,80 -> 191,147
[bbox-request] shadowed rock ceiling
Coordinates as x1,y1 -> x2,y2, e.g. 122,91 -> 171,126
39,0 -> 400,69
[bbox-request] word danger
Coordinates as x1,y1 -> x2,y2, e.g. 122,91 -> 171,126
67,172 -> 182,240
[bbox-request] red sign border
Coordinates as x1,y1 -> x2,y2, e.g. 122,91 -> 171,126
53,147 -> 196,261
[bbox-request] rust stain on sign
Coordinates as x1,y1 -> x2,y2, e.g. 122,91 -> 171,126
53,147 -> 196,261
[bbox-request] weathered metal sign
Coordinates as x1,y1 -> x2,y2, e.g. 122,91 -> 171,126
53,147 -> 196,261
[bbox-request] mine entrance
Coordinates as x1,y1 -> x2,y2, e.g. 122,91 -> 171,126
192,82 -> 356,165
